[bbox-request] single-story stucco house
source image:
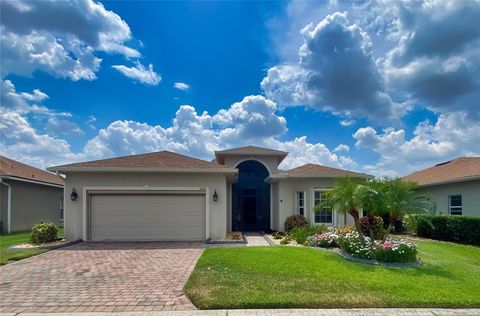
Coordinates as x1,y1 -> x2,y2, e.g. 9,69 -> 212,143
0,156 -> 64,234
47,146 -> 372,242
403,157 -> 480,217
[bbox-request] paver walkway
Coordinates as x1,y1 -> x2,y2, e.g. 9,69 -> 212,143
244,232 -> 270,246
0,242 -> 204,313
2,308 -> 479,315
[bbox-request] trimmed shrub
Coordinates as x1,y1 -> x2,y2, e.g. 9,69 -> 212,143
414,214 -> 480,245
30,223 -> 58,244
284,214 -> 308,233
360,216 -> 385,240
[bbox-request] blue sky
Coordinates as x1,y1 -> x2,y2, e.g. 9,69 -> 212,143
1,0 -> 479,176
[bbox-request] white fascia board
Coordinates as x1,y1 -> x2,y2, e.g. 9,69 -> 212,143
1,176 -> 64,188
268,173 -> 372,180
417,176 -> 480,188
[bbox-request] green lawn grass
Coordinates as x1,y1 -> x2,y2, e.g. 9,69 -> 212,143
0,228 -> 64,265
184,240 -> 480,309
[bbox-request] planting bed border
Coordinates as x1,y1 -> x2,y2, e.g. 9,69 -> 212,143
257,234 -> 421,268
313,246 -> 421,268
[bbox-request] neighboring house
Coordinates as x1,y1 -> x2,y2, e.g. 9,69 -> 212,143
403,157 -> 480,217
0,156 -> 64,234
47,146 -> 372,242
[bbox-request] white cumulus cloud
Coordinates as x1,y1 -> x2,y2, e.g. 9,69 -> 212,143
112,61 -> 161,86
0,0 -> 142,81
174,82 -> 190,91
353,111 -> 480,177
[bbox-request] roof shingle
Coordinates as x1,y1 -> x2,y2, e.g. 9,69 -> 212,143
214,145 -> 288,156
0,156 -> 64,186
287,163 -> 368,177
403,157 -> 480,186
49,151 -> 232,170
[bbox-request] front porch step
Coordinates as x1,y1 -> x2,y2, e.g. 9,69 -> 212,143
243,232 -> 271,246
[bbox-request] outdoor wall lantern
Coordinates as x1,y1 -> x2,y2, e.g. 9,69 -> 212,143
70,188 -> 78,201
212,190 -> 218,202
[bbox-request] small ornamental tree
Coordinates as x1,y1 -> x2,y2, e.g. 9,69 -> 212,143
315,177 -> 369,243
382,178 -> 433,240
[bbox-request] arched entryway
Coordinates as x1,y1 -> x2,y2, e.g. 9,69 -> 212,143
232,160 -> 270,231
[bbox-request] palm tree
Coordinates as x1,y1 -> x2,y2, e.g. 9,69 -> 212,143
357,179 -> 386,242
382,178 -> 433,239
315,177 -> 369,242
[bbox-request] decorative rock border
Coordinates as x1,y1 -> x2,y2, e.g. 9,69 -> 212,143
8,239 -> 82,251
313,246 -> 421,268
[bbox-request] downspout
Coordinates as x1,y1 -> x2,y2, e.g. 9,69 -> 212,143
0,178 -> 12,234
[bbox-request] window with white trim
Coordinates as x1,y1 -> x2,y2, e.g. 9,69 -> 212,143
59,197 -> 64,221
313,190 -> 332,224
449,195 -> 462,215
296,191 -> 305,216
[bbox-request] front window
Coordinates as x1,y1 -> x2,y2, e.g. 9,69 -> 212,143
60,197 -> 64,221
296,191 -> 305,216
449,195 -> 462,215
314,190 -> 332,224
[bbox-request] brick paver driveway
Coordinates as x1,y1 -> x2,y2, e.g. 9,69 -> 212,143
0,242 -> 204,313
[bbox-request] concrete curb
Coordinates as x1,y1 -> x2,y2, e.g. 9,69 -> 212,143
5,308 -> 480,315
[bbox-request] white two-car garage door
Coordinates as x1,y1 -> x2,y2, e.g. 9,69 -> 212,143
89,193 -> 206,241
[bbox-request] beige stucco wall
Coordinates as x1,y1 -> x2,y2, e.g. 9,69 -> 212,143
275,178 -> 353,231
0,184 -> 8,233
62,172 -> 229,241
0,179 -> 63,232
271,182 -> 279,231
417,179 -> 480,216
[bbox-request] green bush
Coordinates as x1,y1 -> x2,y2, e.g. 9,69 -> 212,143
415,215 -> 435,238
289,226 -> 309,245
414,214 -> 480,245
30,223 -> 58,244
284,214 -> 308,233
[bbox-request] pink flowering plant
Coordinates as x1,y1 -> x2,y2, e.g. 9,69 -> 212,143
372,238 -> 417,263
307,229 -> 340,248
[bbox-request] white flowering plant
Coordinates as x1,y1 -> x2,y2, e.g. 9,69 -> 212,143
339,232 -> 373,259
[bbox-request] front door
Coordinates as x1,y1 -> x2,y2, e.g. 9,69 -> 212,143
231,160 -> 270,232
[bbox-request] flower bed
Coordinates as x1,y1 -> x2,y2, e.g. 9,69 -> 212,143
306,227 -> 418,264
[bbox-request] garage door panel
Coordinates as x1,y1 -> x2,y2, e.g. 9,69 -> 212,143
90,194 -> 206,241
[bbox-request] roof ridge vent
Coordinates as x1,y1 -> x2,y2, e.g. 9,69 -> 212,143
435,160 -> 452,167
